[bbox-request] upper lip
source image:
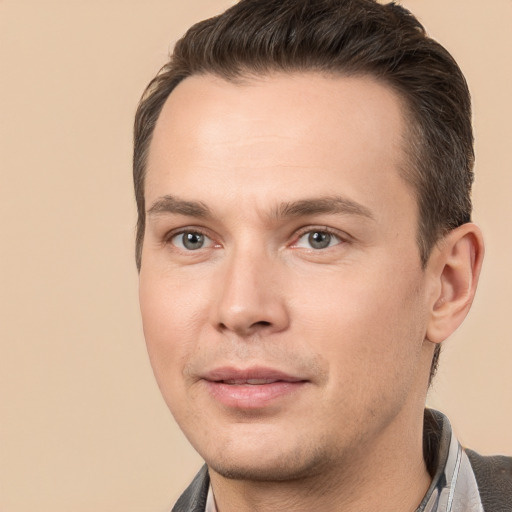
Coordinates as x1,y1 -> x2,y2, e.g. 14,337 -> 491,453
202,366 -> 306,384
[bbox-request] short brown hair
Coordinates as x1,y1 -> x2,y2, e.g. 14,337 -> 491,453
133,0 -> 475,381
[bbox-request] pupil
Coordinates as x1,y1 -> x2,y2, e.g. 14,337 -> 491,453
309,231 -> 330,249
184,232 -> 204,250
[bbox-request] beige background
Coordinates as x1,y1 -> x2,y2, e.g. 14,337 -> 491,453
1,1 -> 511,511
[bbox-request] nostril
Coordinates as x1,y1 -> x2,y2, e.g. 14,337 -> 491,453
252,320 -> 272,328
217,320 -> 272,336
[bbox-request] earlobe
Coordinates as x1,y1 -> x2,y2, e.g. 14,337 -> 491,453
426,223 -> 484,344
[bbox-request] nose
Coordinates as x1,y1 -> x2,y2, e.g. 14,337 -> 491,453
211,248 -> 290,338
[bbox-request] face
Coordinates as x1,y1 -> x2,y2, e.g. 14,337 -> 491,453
139,73 -> 435,483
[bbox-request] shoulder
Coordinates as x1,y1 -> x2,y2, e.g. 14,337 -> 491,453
465,448 -> 512,512
171,465 -> 210,512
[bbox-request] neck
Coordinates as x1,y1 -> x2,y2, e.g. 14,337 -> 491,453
209,406 -> 431,512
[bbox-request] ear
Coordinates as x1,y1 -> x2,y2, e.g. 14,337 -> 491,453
426,223 -> 484,344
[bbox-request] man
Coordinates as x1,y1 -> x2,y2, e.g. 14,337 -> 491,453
133,0 -> 511,510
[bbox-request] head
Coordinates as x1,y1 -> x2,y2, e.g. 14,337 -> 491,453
134,0 -> 483,488
134,0 -> 475,383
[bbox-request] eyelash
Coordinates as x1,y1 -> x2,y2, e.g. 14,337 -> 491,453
165,228 -> 218,251
291,226 -> 348,250
163,226 -> 350,252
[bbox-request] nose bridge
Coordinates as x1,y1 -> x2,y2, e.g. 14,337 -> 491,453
213,240 -> 288,336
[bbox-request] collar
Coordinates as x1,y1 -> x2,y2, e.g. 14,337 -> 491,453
205,485 -> 217,512
416,409 -> 483,512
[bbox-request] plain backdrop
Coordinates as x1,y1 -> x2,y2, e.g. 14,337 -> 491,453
1,1 -> 511,511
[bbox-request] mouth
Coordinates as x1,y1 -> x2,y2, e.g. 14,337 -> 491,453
220,378 -> 286,385
201,367 -> 308,409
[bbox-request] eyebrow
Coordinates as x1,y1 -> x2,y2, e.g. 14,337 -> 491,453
147,195 -> 211,218
275,196 -> 375,221
147,194 -> 374,221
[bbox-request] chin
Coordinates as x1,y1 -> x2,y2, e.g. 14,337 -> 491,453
204,442 -> 331,482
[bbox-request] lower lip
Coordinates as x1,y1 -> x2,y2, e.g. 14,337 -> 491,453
204,380 -> 307,409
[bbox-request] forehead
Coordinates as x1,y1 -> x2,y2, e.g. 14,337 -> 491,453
145,72 -> 413,218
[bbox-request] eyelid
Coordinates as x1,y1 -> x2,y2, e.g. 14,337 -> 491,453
161,224 -> 350,250
290,226 -> 351,248
164,226 -> 221,249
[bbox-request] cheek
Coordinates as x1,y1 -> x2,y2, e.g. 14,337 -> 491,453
139,271 -> 206,384
292,265 -> 427,383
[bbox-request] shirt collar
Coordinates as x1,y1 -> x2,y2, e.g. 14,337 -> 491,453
416,409 -> 483,512
205,483 -> 217,512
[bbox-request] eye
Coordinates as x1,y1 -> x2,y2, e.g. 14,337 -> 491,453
294,230 -> 342,250
170,231 -> 213,251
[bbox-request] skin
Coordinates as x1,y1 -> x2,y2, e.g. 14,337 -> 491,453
139,73 -> 483,511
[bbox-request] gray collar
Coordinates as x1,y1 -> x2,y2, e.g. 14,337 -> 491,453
417,409 -> 483,512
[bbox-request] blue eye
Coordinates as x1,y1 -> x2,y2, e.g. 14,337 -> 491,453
171,231 -> 212,250
295,230 -> 341,249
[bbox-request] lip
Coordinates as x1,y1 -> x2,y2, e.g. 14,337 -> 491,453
202,366 -> 308,409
